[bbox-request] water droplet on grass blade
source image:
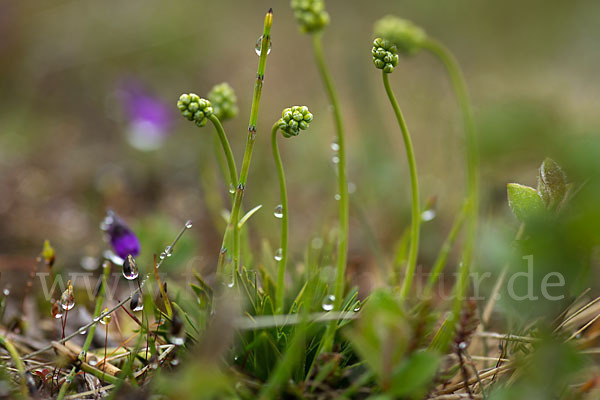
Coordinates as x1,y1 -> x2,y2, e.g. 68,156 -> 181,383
164,246 -> 173,257
51,301 -> 63,319
60,283 -> 75,311
255,36 -> 272,56
2,288 -> 9,296
322,295 -> 335,311
122,254 -> 139,280
334,194 -> 341,201
185,220 -> 193,229
274,248 -> 283,261
130,292 -> 144,312
331,142 -> 340,152
273,204 -> 283,219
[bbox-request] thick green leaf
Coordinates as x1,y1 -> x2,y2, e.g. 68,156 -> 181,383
388,350 -> 440,398
507,183 -> 545,222
537,157 -> 568,210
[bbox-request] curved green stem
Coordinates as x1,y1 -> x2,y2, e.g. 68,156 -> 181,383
423,38 -> 479,343
0,335 -> 27,397
382,72 -> 420,300
208,114 -> 238,193
218,9 -> 272,282
271,123 -> 288,313
311,34 -> 349,311
57,262 -> 112,399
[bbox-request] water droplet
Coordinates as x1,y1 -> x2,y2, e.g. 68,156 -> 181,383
130,292 -> 144,312
171,336 -> 185,346
273,204 -> 283,219
331,142 -> 340,152
93,316 -> 100,323
80,256 -> 99,271
2,288 -> 9,296
80,329 -> 87,335
122,254 -> 139,280
170,358 -> 180,366
334,194 -> 341,201
59,283 -> 75,311
354,305 -> 361,312
421,209 -> 436,222
160,252 -> 166,260
458,341 -> 467,350
322,295 -> 335,311
99,307 -> 111,325
164,246 -> 173,257
51,301 -> 63,319
255,36 -> 272,56
274,248 -> 283,261
348,182 -> 357,194
228,184 -> 235,194
185,220 -> 193,229
227,280 -> 235,288
332,155 -> 340,164
88,357 -> 98,366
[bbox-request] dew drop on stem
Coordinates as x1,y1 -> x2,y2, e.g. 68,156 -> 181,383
185,220 -> 193,229
273,205 -> 283,219
51,301 -> 63,319
421,209 -> 436,222
322,295 -> 335,311
255,36 -> 272,56
60,284 -> 75,311
331,142 -> 340,152
274,248 -> 283,261
164,246 -> 173,257
130,291 -> 144,312
122,254 -> 139,280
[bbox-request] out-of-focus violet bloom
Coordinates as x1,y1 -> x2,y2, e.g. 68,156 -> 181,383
120,81 -> 172,151
101,210 -> 140,260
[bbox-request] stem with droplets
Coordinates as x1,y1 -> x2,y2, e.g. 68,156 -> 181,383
311,32 -> 349,353
271,122 -> 289,313
219,9 -> 273,282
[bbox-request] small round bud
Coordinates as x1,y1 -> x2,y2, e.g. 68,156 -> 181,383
372,38 -> 399,73
176,93 -> 213,127
208,83 -> 239,121
278,106 -> 313,138
290,0 -> 330,34
373,16 -> 427,56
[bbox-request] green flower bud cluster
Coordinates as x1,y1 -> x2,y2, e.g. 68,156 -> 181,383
290,0 -> 329,34
278,106 -> 313,138
208,83 -> 238,121
177,93 -> 214,127
372,38 -> 399,73
373,16 -> 426,56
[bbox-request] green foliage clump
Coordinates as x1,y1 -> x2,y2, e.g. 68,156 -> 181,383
290,0 -> 329,33
372,38 -> 400,73
208,83 -> 238,121
373,15 -> 427,55
176,94 -> 213,127
277,106 -> 313,137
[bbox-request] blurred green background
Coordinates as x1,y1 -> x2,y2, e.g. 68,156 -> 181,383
1,0 -> 599,292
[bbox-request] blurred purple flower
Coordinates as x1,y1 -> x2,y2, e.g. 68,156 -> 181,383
101,210 -> 140,259
119,81 -> 173,151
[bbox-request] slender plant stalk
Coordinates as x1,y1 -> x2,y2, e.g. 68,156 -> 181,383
221,9 -> 272,278
271,122 -> 288,313
0,334 -> 27,397
57,262 -> 112,400
423,38 -> 479,347
311,34 -> 349,310
423,199 -> 469,298
381,72 -> 421,300
208,114 -> 238,192
311,33 -> 349,354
